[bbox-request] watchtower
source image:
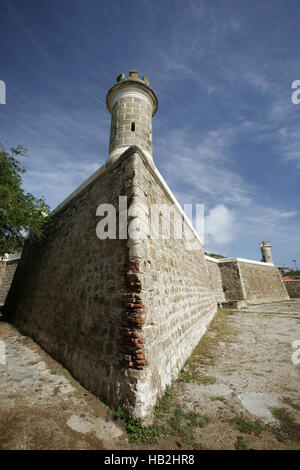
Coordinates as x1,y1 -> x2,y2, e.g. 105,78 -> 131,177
260,240 -> 274,264
106,71 -> 158,165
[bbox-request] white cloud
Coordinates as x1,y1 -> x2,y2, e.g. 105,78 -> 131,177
205,204 -> 237,247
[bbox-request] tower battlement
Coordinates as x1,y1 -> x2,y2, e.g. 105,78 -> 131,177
116,70 -> 150,86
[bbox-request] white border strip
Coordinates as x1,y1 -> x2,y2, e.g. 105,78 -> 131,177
218,257 -> 274,267
205,255 -> 220,263
111,87 -> 152,108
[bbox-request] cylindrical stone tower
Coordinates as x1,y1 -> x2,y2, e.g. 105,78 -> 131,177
106,70 -> 158,165
260,240 -> 274,264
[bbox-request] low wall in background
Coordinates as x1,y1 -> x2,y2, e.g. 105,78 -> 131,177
0,260 -> 6,289
284,280 -> 300,298
0,255 -> 21,306
205,256 -> 226,305
218,258 -> 289,304
218,259 -> 244,301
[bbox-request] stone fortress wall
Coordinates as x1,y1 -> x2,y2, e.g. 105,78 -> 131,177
205,255 -> 226,305
284,280 -> 300,298
0,253 -> 21,306
0,260 -> 6,289
218,259 -> 244,301
218,258 -> 289,305
3,147 -> 217,420
4,154 -> 134,412
126,150 -> 217,417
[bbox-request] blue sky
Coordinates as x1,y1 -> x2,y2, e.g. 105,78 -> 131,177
0,0 -> 299,267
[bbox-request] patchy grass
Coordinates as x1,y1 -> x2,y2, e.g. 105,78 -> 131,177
235,437 -> 248,450
183,308 -> 237,370
6,416 -> 19,424
107,407 -> 170,444
193,442 -> 206,449
178,370 -> 216,385
154,386 -> 175,420
108,309 -> 237,445
7,394 -> 17,399
209,396 -> 228,404
283,387 -> 297,393
167,406 -> 210,443
175,309 -> 238,387
108,386 -> 211,445
126,419 -> 170,444
270,407 -> 300,440
282,397 -> 300,411
229,416 -> 263,435
225,368 -> 238,373
155,388 -> 211,444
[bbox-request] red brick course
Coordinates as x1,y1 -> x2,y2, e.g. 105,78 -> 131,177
118,259 -> 147,369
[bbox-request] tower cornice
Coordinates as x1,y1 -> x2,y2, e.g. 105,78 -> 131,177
106,79 -> 158,116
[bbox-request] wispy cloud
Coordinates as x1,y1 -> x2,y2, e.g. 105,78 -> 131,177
155,122 -> 299,257
22,145 -> 100,208
156,124 -> 252,207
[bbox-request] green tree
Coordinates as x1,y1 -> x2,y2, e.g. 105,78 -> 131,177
0,142 -> 50,256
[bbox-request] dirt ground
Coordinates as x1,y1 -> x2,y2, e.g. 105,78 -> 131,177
0,300 -> 299,450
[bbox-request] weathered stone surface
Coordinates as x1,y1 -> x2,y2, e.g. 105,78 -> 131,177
4,152 -> 137,415
3,147 -> 217,420
123,151 -> 218,418
0,257 -> 20,306
205,256 -> 226,305
0,260 -> 6,289
218,259 -> 244,301
219,258 -> 289,304
284,280 -> 300,298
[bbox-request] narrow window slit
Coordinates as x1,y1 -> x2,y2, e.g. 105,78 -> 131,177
131,122 -> 135,132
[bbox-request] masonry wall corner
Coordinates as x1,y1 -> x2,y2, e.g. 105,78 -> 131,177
3,147 -> 217,419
